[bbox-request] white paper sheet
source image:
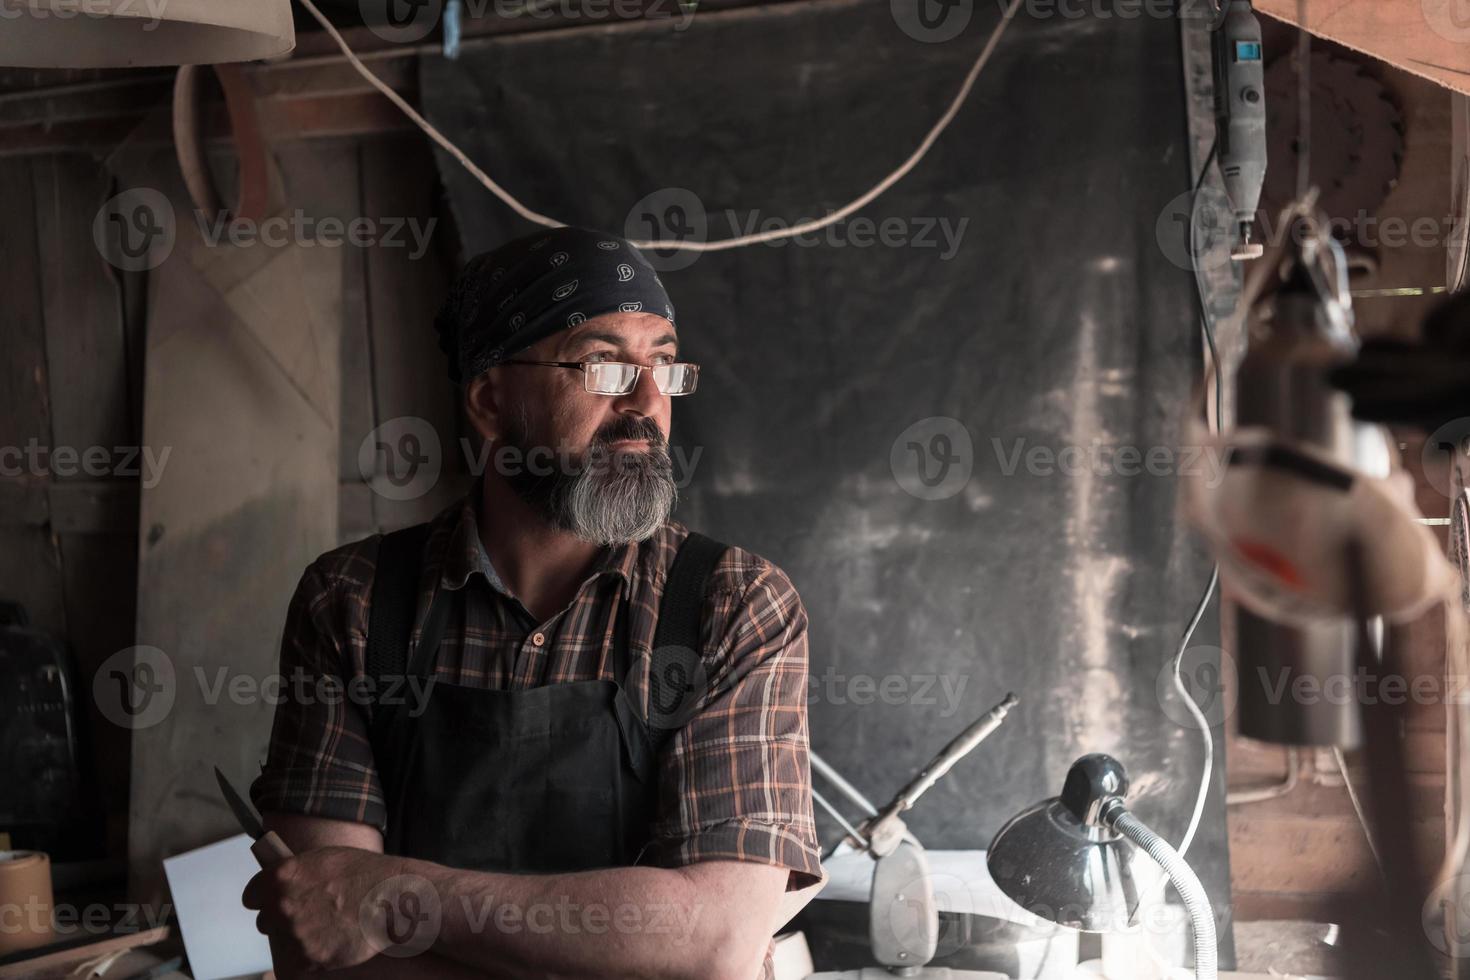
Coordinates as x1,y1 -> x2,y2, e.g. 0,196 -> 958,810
162,834 -> 273,980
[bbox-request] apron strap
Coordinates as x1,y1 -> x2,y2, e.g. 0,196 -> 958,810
407,585 -> 456,679
366,522 -> 432,736
645,531 -> 728,752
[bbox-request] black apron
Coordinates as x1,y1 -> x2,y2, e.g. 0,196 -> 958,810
365,523 -> 725,874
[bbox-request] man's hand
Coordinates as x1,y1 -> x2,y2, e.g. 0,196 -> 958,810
243,846 -> 409,971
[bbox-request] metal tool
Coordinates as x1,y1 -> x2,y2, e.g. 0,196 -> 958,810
807,693 -> 1019,977
1212,0 -> 1267,260
854,692 -> 1018,858
213,767 -> 293,868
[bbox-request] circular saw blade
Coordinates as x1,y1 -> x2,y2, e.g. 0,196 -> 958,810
1261,50 -> 1404,248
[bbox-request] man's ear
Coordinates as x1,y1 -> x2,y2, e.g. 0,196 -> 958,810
463,372 -> 503,445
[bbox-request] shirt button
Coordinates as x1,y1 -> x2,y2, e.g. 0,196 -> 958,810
531,632 -> 545,647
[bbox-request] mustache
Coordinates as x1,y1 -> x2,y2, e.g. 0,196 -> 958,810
593,416 -> 665,448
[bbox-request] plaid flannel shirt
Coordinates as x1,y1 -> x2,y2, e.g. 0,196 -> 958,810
251,490 -> 823,978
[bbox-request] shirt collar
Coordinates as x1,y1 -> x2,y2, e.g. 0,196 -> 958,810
439,488 -> 641,595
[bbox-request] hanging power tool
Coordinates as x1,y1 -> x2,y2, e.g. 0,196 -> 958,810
1184,206 -> 1453,980
1211,0 -> 1267,260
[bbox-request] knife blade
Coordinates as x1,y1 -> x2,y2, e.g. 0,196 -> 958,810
214,766 -> 293,868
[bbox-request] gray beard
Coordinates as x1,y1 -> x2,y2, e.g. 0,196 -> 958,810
502,403 -> 677,545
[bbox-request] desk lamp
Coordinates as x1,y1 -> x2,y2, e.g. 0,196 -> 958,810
987,754 -> 1217,980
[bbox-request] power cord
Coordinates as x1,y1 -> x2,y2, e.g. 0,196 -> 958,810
1175,134 -> 1224,865
292,0 -> 1025,252
1128,130 -> 1225,936
1333,747 -> 1386,876
1226,747 -> 1298,805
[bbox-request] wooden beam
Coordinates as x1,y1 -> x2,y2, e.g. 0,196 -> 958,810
0,0 -> 833,153
1258,0 -> 1470,98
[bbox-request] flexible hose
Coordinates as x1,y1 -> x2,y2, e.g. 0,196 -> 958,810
1105,803 -> 1218,980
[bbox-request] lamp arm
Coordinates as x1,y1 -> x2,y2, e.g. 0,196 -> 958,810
1103,802 -> 1218,980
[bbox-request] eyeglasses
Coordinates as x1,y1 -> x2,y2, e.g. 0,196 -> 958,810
499,359 -> 700,396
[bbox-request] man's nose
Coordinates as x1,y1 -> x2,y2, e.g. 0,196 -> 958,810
614,365 -> 664,416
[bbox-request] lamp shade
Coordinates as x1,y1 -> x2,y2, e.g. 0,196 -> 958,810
990,755 -> 1219,979
0,0 -> 295,68
986,755 -> 1142,932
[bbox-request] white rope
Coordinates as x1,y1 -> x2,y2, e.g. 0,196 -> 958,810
293,0 -> 1023,251
295,0 -> 564,229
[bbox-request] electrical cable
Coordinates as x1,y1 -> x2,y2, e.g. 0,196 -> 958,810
812,787 -> 868,858
1170,570 -> 1218,865
1127,125 -> 1225,933
1226,747 -> 1299,805
292,0 -> 1024,252
295,0 -> 562,229
1448,482 -> 1470,861
1333,747 -> 1386,876
810,751 -> 881,817
1429,470 -> 1470,955
1175,134 -> 1224,865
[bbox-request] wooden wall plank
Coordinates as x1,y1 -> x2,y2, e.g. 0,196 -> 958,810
32,155 -> 131,458
30,154 -> 141,862
0,156 -> 47,450
260,139 -> 375,505
0,154 -> 68,637
356,134 -> 460,536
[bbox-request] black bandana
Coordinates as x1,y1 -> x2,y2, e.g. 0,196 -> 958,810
436,226 -> 676,383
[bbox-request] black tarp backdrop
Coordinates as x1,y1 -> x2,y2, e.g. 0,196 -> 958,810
421,0 -> 1234,965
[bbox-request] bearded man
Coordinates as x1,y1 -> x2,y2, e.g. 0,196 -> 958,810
244,226 -> 823,980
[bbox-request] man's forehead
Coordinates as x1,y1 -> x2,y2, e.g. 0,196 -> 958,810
560,312 -> 677,349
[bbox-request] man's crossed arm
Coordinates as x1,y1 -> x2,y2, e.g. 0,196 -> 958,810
243,812 -> 788,980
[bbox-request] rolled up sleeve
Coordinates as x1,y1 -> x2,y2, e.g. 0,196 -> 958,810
642,561 -> 824,892
249,557 -> 388,832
